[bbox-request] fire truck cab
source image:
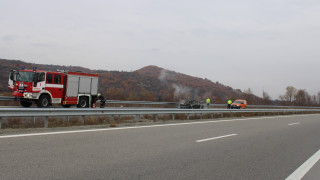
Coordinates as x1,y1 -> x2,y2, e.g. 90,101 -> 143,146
8,68 -> 99,108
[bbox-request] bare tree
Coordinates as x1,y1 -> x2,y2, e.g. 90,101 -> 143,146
262,91 -> 271,104
278,95 -> 286,101
279,86 -> 297,105
243,88 -> 255,103
311,95 -> 317,106
285,86 -> 296,102
294,89 -> 310,106
243,88 -> 253,95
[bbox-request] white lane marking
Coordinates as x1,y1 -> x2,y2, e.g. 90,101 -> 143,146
196,134 -> 237,142
0,117 -> 272,139
288,122 -> 300,126
0,114 -> 317,139
286,149 -> 320,180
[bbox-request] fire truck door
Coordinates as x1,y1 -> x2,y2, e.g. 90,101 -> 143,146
45,73 -> 64,100
33,72 -> 45,92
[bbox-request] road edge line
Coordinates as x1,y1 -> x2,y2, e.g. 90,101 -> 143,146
0,114 -> 317,139
286,149 -> 320,180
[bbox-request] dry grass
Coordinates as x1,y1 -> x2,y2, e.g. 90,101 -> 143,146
1,111 -> 317,129
109,121 -> 117,127
0,101 -> 20,106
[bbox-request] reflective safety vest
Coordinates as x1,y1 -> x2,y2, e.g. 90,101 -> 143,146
206,98 -> 210,104
228,100 -> 232,104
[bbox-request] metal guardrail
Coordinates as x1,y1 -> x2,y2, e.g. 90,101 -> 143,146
1,108 -> 319,117
105,100 -> 177,105
104,100 -> 320,109
246,104 -> 320,109
0,96 -> 17,101
1,96 -> 320,109
0,108 -> 319,128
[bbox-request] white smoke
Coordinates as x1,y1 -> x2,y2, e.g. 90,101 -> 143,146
172,83 -> 192,100
158,69 -> 198,100
158,69 -> 169,82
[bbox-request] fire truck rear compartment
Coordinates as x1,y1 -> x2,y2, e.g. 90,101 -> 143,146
64,74 -> 98,107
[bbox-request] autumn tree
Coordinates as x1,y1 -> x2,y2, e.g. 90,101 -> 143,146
140,90 -> 155,101
127,92 -> 139,101
106,87 -> 126,100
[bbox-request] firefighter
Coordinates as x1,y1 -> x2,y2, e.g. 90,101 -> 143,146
206,98 -> 211,108
227,99 -> 232,109
97,93 -> 106,108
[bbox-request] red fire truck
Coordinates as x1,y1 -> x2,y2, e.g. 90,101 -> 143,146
8,67 -> 99,108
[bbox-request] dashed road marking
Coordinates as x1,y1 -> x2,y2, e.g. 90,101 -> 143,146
196,134 -> 237,142
288,122 -> 301,126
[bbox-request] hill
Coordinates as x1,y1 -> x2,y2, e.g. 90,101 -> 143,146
0,59 -> 264,104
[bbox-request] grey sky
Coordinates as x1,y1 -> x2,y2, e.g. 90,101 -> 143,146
1,0 -> 319,99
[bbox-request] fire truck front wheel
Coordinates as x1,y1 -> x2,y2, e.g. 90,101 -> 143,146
20,99 -> 33,107
37,94 -> 51,108
77,97 -> 89,108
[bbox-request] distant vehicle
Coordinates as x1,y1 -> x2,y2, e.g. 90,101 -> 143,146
231,99 -> 247,109
8,67 -> 99,108
179,100 -> 204,109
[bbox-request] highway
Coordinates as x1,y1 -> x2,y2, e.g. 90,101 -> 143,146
1,114 -> 320,180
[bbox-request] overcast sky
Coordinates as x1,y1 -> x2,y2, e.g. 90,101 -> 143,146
1,0 -> 319,99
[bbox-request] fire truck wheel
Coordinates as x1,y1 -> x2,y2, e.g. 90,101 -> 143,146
20,99 -> 32,107
37,94 -> 51,108
77,97 -> 89,108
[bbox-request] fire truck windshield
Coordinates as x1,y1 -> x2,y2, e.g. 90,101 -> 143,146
16,71 -> 35,82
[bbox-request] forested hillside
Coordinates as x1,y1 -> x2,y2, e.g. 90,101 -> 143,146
0,58 -> 265,104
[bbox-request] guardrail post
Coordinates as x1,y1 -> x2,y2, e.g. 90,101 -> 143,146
81,116 -> 85,124
135,115 -> 140,120
44,117 -> 48,128
109,115 -> 114,122
0,117 -> 2,129
221,113 -> 223,118
172,114 -> 175,120
186,114 -> 190,120
155,115 -> 158,121
67,116 -> 70,123
211,114 -> 214,119
33,116 -> 36,125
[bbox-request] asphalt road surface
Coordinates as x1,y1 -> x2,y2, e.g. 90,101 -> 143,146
1,114 -> 320,180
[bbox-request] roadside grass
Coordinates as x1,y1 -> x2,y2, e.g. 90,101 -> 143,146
0,101 -> 19,106
0,111 -> 317,129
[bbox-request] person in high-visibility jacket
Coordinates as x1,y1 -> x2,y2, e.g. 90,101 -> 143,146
227,99 -> 232,109
206,98 -> 211,108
